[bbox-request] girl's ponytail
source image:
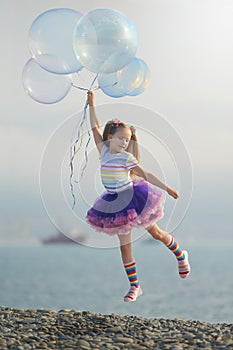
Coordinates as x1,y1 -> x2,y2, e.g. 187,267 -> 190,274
127,131 -> 140,178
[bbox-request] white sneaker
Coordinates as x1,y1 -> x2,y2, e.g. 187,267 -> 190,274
124,285 -> 143,302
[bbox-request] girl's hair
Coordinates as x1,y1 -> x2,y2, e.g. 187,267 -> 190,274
102,120 -> 140,176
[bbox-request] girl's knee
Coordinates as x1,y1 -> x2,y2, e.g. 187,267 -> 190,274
146,224 -> 159,234
146,224 -> 163,240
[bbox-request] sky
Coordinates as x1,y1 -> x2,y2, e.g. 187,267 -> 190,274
1,0 -> 233,245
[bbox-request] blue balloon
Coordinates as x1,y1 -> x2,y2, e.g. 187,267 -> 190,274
120,58 -> 145,94
73,8 -> 138,74
127,60 -> 150,96
22,58 -> 72,104
98,72 -> 126,98
98,58 -> 149,98
29,8 -> 83,74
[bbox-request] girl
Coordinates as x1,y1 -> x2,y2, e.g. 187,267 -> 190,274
86,91 -> 190,302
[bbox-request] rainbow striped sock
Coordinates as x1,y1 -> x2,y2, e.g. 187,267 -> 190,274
124,261 -> 139,287
166,236 -> 185,261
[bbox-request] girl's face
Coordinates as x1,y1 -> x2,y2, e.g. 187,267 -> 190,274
108,127 -> 131,153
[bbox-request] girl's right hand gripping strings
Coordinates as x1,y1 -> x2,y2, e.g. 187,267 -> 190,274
87,90 -> 94,107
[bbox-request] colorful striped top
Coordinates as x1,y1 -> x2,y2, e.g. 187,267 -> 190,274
100,144 -> 139,193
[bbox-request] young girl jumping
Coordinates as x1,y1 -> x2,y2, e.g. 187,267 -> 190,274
86,91 -> 190,302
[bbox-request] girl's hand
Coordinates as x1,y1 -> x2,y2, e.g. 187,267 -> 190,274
87,91 -> 94,107
167,186 -> 179,199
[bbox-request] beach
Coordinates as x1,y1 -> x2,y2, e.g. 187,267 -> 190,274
0,306 -> 232,349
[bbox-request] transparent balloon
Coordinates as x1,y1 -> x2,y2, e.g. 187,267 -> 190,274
120,58 -> 145,93
22,58 -> 72,104
73,8 -> 138,74
29,8 -> 83,74
128,60 -> 150,96
98,72 -> 126,98
98,58 -> 149,98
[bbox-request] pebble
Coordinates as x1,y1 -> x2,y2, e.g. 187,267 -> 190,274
0,306 -> 232,349
77,339 -> 91,348
106,326 -> 123,333
114,336 -> 134,343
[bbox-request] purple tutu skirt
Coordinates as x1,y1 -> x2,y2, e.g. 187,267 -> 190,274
86,179 -> 165,235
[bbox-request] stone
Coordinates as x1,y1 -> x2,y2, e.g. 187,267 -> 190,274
77,339 -> 91,348
0,306 -> 232,350
0,339 -> 7,347
106,326 -> 123,333
221,333 -> 232,342
113,336 -> 134,343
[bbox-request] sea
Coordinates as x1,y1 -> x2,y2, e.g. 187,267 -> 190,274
0,240 -> 232,324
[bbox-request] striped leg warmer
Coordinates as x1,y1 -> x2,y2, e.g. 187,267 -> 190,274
167,235 -> 190,278
124,261 -> 139,287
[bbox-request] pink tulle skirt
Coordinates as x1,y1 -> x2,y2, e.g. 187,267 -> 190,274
86,179 -> 165,235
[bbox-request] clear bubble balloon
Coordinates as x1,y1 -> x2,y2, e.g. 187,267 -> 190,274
22,58 -> 72,104
98,72 -> 126,98
29,8 -> 83,74
128,60 -> 150,96
120,58 -> 145,93
73,8 -> 138,74
98,58 -> 149,98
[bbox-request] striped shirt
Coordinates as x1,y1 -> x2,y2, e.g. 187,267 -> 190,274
100,144 -> 138,193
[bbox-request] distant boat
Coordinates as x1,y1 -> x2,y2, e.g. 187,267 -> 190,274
41,232 -> 86,245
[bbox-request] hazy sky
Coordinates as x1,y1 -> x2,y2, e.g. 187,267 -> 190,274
1,0 -> 233,244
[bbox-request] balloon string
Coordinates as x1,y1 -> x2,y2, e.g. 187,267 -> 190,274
69,90 -> 93,209
69,98 -> 88,209
71,83 -> 89,91
73,100 -> 90,181
71,74 -> 97,190
77,123 -> 91,182
69,74 -> 117,209
90,74 -> 98,89
71,77 -> 118,92
71,83 -> 101,91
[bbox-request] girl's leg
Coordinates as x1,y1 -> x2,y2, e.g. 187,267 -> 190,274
146,224 -> 190,278
118,231 -> 134,264
118,232 -> 143,302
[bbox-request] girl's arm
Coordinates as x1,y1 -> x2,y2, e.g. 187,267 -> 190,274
133,165 -> 179,199
87,91 -> 103,153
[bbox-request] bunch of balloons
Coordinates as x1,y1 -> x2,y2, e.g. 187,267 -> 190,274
22,8 -> 150,104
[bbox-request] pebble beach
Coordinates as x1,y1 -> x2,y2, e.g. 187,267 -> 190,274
0,307 -> 232,349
